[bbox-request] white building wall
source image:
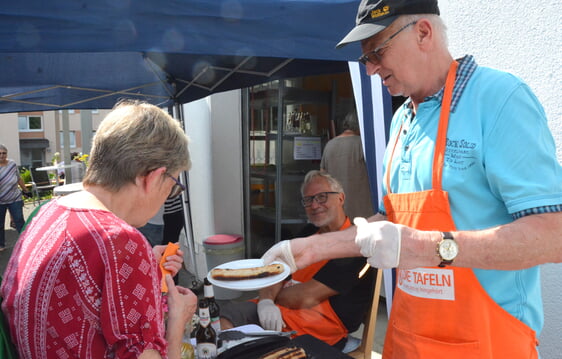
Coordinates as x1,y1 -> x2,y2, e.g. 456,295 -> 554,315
0,114 -> 22,164
184,90 -> 244,278
440,1 -> 561,356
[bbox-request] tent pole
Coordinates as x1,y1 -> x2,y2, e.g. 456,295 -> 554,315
172,103 -> 200,286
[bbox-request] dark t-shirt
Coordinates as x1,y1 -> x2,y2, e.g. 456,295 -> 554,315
297,224 -> 376,332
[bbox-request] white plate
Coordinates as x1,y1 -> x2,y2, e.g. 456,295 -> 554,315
207,259 -> 290,291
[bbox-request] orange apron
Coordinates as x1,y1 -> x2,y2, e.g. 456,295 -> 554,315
382,61 -> 538,358
279,218 -> 352,345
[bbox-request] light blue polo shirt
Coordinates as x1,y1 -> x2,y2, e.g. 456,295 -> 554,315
379,56 -> 562,336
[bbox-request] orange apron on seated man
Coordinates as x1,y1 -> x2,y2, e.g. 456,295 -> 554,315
382,61 -> 538,358
278,218 -> 352,346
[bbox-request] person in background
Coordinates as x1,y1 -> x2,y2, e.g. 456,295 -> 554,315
221,171 -> 374,350
263,1 -> 562,358
163,195 -> 185,245
0,144 -> 31,251
1,101 -> 197,359
69,151 -> 85,183
58,152 -> 84,184
321,111 -> 374,220
139,203 -> 165,247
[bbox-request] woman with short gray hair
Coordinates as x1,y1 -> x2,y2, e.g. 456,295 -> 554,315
1,100 -> 197,359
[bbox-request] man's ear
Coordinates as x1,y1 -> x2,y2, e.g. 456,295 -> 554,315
415,18 -> 433,47
339,192 -> 346,206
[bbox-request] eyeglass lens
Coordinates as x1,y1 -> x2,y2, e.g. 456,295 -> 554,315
168,184 -> 183,199
358,21 -> 417,66
302,192 -> 338,207
166,173 -> 185,199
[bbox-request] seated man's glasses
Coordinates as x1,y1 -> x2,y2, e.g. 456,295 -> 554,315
301,191 -> 339,207
358,21 -> 417,66
165,173 -> 186,199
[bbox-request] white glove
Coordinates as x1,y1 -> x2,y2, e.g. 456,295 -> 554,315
261,240 -> 297,273
257,299 -> 284,331
354,217 -> 402,269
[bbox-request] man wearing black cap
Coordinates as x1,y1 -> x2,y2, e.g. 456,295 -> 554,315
262,1 -> 562,358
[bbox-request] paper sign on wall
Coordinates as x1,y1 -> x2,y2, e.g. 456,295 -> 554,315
293,137 -> 321,160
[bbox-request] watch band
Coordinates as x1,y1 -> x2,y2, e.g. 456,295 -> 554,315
438,231 -> 455,268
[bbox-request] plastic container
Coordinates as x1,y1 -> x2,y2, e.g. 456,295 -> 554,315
203,234 -> 245,300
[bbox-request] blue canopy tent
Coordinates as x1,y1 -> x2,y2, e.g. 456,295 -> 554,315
0,0 -> 395,304
0,0 -> 363,112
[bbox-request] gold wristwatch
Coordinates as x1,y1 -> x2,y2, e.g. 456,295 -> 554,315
437,231 -> 458,267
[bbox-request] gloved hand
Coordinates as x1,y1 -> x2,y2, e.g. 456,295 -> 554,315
354,218 -> 403,269
257,299 -> 284,331
261,240 -> 297,273
22,190 -> 33,199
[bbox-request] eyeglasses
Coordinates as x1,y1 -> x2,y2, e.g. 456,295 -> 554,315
165,173 -> 186,199
358,21 -> 417,66
301,191 -> 340,207
0,152 -> 6,155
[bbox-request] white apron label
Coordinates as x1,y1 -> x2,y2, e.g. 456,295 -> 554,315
397,268 -> 455,300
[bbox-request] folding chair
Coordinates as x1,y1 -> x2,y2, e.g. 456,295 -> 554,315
29,167 -> 56,206
348,269 -> 383,359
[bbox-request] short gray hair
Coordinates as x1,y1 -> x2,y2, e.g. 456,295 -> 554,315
397,14 -> 448,47
342,112 -> 360,133
83,100 -> 191,191
301,170 -> 344,196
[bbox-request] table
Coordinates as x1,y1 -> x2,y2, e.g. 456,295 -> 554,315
36,164 -> 74,186
53,182 -> 83,196
35,164 -> 73,172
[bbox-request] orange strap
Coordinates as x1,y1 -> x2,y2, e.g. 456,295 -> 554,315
385,61 -> 458,193
385,123 -> 403,194
432,60 -> 458,190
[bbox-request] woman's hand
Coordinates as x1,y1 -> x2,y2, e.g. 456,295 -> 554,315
153,245 -> 184,276
165,275 -> 198,325
164,275 -> 198,359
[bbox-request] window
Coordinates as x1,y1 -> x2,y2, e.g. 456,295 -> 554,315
18,115 -> 43,131
59,131 -> 77,148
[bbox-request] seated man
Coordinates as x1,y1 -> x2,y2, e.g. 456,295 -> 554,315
220,170 -> 375,349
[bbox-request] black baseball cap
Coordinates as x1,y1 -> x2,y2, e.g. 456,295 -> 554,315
336,0 -> 440,48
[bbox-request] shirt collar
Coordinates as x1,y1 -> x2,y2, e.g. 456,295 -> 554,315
405,55 -> 478,113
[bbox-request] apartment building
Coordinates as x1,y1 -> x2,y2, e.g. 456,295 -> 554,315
0,109 -> 110,168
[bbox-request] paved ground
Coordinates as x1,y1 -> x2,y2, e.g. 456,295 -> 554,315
2,202 -> 385,357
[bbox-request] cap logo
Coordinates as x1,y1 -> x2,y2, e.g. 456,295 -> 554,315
371,5 -> 390,19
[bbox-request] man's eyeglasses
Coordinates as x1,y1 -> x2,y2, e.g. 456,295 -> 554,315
165,173 -> 186,199
301,191 -> 340,207
358,21 -> 417,66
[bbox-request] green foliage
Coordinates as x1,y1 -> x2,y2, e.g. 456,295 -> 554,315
19,167 -> 31,183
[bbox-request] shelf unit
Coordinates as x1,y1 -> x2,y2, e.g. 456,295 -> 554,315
242,79 -> 334,256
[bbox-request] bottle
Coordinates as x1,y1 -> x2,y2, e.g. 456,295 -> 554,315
181,320 -> 195,359
195,299 -> 217,359
203,278 -> 221,334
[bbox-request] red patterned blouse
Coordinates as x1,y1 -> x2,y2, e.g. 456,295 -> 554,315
1,199 -> 168,358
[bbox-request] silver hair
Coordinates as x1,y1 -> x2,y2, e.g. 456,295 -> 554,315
342,112 -> 360,133
83,100 -> 191,191
300,170 -> 344,196
396,14 -> 448,47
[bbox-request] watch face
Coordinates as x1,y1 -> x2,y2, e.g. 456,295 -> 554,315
439,239 -> 458,261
